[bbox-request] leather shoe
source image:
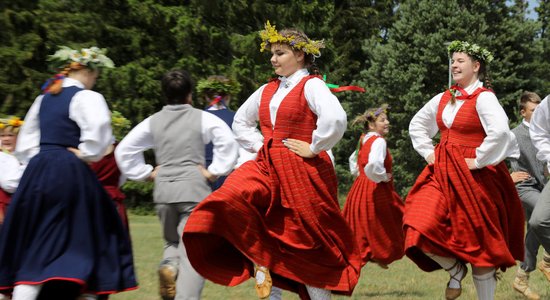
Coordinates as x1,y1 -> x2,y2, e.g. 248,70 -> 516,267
445,261 -> 467,300
254,265 -> 272,299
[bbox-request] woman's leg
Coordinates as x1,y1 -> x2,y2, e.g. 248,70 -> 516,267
471,266 -> 496,300
305,285 -> 331,300
425,253 -> 466,289
12,284 -> 42,300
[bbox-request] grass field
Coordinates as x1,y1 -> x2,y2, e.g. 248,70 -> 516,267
111,214 -> 549,300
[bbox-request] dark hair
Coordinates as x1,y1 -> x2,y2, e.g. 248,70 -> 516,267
450,55 -> 492,104
161,70 -> 193,104
519,91 -> 541,110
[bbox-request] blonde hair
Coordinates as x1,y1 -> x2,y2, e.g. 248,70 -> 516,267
352,104 -> 389,131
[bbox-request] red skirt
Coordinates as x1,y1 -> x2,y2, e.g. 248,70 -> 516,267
182,145 -> 361,298
404,143 -> 524,271
343,175 -> 404,266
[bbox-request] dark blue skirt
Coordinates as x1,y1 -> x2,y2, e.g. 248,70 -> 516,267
0,145 -> 137,294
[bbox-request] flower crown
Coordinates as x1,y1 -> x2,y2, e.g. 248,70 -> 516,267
259,21 -> 325,57
196,77 -> 241,97
367,105 -> 390,120
447,40 -> 494,64
0,116 -> 24,130
48,46 -> 115,70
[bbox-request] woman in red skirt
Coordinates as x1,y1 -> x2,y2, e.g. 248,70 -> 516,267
343,104 -> 404,269
182,21 -> 361,300
404,41 -> 524,300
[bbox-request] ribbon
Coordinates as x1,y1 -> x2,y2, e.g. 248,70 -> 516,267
208,95 -> 228,109
323,74 -> 365,93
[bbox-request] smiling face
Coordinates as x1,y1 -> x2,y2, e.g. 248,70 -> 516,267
270,43 -> 305,78
368,113 -> 390,136
451,52 -> 480,87
0,129 -> 17,153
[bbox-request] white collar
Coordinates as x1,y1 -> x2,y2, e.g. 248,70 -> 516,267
62,77 -> 85,89
522,119 -> 530,128
278,69 -> 309,88
456,79 -> 483,96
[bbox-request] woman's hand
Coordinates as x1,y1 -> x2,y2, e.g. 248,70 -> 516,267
384,173 -> 393,182
283,139 -> 316,158
510,171 -> 530,183
426,153 -> 435,165
198,165 -> 218,182
465,158 -> 478,170
67,147 -> 82,158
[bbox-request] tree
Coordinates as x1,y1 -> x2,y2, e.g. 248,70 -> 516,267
358,0 -> 542,195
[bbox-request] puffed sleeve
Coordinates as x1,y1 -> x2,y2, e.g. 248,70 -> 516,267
0,152 -> 24,193
114,117 -> 155,181
349,150 -> 359,177
201,111 -> 239,176
14,95 -> 43,164
530,96 -> 550,172
475,91 -> 518,168
364,137 -> 389,183
70,90 -> 113,162
303,78 -> 347,154
233,85 -> 266,153
409,93 -> 442,161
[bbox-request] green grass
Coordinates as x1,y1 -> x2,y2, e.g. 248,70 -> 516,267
112,214 -> 549,300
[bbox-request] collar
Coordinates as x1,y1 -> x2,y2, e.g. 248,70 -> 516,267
62,77 -> 85,89
454,80 -> 483,96
522,119 -> 530,128
164,104 -> 192,110
278,69 -> 309,88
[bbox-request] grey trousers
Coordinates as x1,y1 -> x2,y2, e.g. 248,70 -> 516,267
156,202 -> 205,300
518,187 -> 542,272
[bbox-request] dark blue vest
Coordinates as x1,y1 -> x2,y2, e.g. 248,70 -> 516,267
39,86 -> 82,148
204,109 -> 235,165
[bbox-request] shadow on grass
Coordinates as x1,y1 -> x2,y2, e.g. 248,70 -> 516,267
352,289 -> 427,298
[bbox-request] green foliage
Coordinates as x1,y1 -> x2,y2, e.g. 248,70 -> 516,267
1,0 -> 547,205
354,0 -> 543,195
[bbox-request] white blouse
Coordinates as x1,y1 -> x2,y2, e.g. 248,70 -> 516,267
348,132 -> 389,183
15,77 -> 113,164
232,68 -> 348,154
0,152 -> 24,193
530,95 -> 550,172
115,106 -> 238,181
409,80 -> 518,168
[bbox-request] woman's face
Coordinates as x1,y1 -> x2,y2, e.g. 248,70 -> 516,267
0,130 -> 17,153
451,52 -> 480,87
369,113 -> 390,136
270,43 -> 304,78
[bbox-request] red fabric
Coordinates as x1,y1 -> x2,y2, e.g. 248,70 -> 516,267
183,76 -> 361,298
0,189 -> 10,224
403,88 -> 524,271
342,135 -> 404,266
89,145 -> 128,230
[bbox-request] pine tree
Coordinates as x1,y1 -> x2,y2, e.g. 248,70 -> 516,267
358,0 -> 542,195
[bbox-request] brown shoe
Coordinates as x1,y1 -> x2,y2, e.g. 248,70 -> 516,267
445,261 -> 468,300
538,261 -> 550,282
254,265 -> 272,299
513,269 -> 540,300
159,264 -> 178,300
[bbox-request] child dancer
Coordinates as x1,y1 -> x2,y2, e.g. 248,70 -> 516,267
343,104 -> 404,269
